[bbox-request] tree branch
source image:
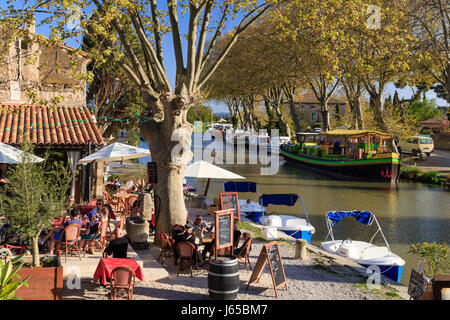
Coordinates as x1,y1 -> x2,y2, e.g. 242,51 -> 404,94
167,0 -> 185,76
198,2 -> 272,89
194,0 -> 213,85
150,0 -> 164,65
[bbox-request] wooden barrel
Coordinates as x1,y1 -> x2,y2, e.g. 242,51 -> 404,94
208,256 -> 239,300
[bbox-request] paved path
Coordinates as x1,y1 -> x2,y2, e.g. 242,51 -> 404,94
403,149 -> 450,173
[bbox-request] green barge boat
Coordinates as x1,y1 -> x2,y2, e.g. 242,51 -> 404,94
280,130 -> 401,183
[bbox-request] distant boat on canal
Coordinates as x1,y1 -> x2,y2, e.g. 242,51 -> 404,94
280,130 -> 401,183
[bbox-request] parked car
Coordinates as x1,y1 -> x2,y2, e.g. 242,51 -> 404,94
397,135 -> 434,157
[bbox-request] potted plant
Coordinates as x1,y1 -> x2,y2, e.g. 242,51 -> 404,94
409,242 -> 449,300
0,254 -> 30,300
0,141 -> 73,299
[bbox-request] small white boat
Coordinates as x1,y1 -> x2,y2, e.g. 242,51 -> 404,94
223,181 -> 265,222
257,193 -> 315,243
321,210 -> 405,283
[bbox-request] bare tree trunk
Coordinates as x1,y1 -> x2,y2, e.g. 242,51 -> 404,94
140,97 -> 193,246
31,236 -> 40,267
355,97 -> 364,130
320,102 -> 331,131
371,94 -> 386,131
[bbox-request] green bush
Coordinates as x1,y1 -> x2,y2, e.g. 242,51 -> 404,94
409,242 -> 449,279
0,254 -> 30,300
400,166 -> 422,179
421,171 -> 440,184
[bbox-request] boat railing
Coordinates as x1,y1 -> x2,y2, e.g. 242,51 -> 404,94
324,213 -> 391,252
258,193 -> 311,224
369,215 -> 391,252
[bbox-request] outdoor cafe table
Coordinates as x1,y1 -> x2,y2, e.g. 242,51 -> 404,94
93,258 -> 145,286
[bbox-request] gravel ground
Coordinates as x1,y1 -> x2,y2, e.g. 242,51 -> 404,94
62,209 -> 401,300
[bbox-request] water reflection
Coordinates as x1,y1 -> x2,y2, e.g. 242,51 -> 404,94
194,158 -> 450,285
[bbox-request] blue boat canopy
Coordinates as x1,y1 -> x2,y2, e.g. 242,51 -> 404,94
224,181 -> 257,193
326,210 -> 374,226
259,194 -> 299,207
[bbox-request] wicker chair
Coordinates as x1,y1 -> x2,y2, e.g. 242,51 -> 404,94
110,266 -> 135,300
59,224 -> 82,263
157,232 -> 174,265
84,220 -> 109,256
235,237 -> 254,272
176,242 -> 196,276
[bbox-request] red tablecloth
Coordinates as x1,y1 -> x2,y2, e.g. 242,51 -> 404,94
80,205 -> 96,216
93,258 -> 145,285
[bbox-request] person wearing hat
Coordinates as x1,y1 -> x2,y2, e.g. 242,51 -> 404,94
173,223 -> 197,265
79,212 -> 100,254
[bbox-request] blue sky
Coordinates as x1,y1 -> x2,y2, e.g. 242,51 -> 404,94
1,0 -> 447,114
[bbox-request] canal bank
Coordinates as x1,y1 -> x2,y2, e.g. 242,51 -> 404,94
199,156 -> 450,288
400,149 -> 450,187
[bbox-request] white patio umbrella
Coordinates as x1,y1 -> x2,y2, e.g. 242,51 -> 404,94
184,160 -> 245,196
0,142 -> 44,164
77,142 -> 150,164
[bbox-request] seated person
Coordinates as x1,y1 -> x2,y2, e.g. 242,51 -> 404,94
91,199 -> 108,220
201,222 -> 216,261
130,198 -> 141,217
171,224 -> 185,240
233,221 -> 242,249
173,223 -> 198,265
125,179 -> 138,193
104,235 -> 128,258
233,232 -> 252,256
79,212 -> 100,254
47,207 -> 82,254
191,215 -> 212,234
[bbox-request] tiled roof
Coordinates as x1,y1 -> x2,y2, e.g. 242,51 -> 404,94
0,103 -> 104,148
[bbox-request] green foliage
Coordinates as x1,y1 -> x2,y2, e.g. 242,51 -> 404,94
405,98 -> 442,125
312,122 -> 323,129
187,105 -> 214,125
231,116 -> 239,130
0,141 -> 73,267
409,242 -> 449,279
0,254 -> 30,300
421,171 -> 441,184
400,166 -> 422,179
420,128 -> 432,135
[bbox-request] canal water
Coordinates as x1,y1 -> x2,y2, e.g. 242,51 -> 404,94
141,136 -> 449,286
193,153 -> 450,286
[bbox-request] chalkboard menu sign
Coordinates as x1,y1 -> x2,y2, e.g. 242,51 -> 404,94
267,243 -> 286,288
246,241 -> 288,298
408,269 -> 427,300
147,162 -> 157,184
220,192 -> 241,223
214,209 -> 234,259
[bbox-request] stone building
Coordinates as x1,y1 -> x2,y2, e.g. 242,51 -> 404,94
0,19 -> 105,202
288,92 -> 347,129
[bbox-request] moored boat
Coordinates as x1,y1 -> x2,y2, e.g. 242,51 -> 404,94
280,130 -> 401,182
223,181 -> 266,222
321,210 -> 405,283
257,193 -> 315,243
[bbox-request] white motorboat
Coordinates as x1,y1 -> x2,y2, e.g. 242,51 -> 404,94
223,181 -> 266,222
257,193 -> 315,243
321,210 -> 405,283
